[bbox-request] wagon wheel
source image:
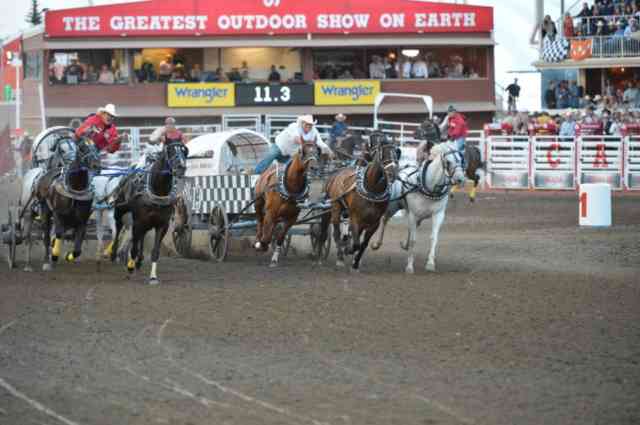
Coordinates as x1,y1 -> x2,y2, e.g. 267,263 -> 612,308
172,197 -> 192,257
5,209 -> 17,269
208,205 -> 229,262
309,223 -> 331,261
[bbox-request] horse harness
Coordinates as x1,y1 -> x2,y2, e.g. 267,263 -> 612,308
396,149 -> 462,202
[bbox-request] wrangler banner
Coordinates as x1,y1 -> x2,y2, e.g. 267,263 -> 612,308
167,83 -> 235,108
314,80 -> 380,106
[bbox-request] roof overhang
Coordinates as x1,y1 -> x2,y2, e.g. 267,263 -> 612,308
42,33 -> 494,50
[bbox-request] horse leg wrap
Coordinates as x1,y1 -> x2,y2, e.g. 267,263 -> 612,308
470,187 -> 477,201
65,252 -> 75,262
52,239 -> 62,261
104,241 -> 114,257
127,257 -> 135,272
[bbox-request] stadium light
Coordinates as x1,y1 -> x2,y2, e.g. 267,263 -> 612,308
401,49 -> 420,58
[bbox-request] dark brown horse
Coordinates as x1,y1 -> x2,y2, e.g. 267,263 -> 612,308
450,145 -> 484,202
316,131 -> 397,271
22,136 -> 101,271
110,140 -> 188,284
254,142 -> 319,267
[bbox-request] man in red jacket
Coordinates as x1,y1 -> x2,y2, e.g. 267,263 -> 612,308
74,103 -> 121,153
443,105 -> 468,152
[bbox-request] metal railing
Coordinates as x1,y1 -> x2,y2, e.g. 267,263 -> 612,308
569,14 -> 639,37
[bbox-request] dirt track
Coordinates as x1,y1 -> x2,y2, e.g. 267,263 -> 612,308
0,175 -> 639,425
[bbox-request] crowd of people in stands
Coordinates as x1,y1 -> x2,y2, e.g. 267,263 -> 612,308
544,0 -> 640,39
49,57 -> 119,85
544,78 -> 640,110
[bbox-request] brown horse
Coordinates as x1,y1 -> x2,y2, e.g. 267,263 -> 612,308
450,145 -> 484,202
254,142 -> 319,267
316,131 -> 397,271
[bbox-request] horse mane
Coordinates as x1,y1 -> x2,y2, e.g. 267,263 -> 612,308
429,142 -> 454,159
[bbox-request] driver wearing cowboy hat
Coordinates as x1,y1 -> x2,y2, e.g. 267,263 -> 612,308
255,115 -> 334,174
74,103 -> 121,153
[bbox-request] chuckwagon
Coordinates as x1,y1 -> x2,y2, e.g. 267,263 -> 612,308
171,129 -> 331,262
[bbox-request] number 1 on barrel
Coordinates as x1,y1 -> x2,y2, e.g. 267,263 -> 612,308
580,192 -> 587,218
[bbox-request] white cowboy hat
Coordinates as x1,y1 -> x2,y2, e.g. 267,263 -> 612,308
335,113 -> 346,121
298,115 -> 317,125
98,103 -> 118,117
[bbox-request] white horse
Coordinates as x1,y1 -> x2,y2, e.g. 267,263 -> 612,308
372,142 -> 466,273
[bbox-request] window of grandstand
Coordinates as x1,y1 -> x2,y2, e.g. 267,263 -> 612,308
132,48 -> 204,83
48,50 -> 129,85
219,47 -> 302,83
312,47 -> 488,80
24,51 -> 43,80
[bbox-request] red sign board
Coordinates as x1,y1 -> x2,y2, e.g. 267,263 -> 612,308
45,0 -> 493,38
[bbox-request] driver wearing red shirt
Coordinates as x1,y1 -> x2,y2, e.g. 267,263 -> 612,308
74,103 -> 120,153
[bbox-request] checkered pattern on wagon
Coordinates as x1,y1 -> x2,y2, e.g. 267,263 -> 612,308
183,175 -> 258,214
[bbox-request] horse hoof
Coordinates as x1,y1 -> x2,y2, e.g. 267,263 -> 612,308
336,260 -> 345,268
42,263 -> 52,272
24,265 -> 34,273
350,267 -> 360,274
254,241 -> 262,250
405,266 -> 415,274
425,263 -> 436,272
269,261 -> 278,268
148,278 -> 160,286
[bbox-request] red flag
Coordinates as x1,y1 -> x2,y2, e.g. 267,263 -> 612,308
570,39 -> 592,61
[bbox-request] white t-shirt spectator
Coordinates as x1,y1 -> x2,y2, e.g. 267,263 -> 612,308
401,61 -> 412,79
412,60 -> 429,78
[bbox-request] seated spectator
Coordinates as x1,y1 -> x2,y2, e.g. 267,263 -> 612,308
368,55 -> 386,79
158,55 -> 173,82
268,65 -> 281,83
64,59 -> 83,84
449,56 -> 464,78
190,64 -> 202,82
624,18 -> 639,36
98,64 -> 115,84
559,111 -> 577,139
412,55 -> 429,78
613,20 -> 626,38
84,64 -> 98,83
228,68 -> 242,82
468,68 -> 479,78
338,67 -> 353,79
400,58 -> 413,79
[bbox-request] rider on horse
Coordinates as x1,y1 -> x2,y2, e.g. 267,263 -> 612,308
74,104 -> 121,153
255,115 -> 334,174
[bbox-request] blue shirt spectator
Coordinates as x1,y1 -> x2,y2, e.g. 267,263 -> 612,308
329,113 -> 348,148
559,115 -> 577,138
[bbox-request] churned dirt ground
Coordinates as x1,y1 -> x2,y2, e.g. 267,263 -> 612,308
0,175 -> 639,425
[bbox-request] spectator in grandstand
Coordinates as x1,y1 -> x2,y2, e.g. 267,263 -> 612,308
369,55 -> 386,79
189,64 -> 202,82
556,81 -> 571,109
506,78 -> 521,113
400,57 -> 413,79
384,57 -> 397,79
240,61 -> 250,78
569,81 -> 581,108
84,64 -> 98,83
339,67 -> 353,79
98,64 -> 115,85
582,104 -> 602,125
576,2 -> 593,35
412,55 -> 429,79
64,59 -> 84,85
625,17 -> 639,36
49,56 -> 65,84
268,65 -> 281,83
563,12 -> 575,37
541,15 -> 558,40
158,55 -> 173,82
545,81 -> 557,109
559,111 -> 577,139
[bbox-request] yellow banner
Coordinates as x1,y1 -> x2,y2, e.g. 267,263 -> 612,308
167,83 -> 235,108
314,80 -> 381,106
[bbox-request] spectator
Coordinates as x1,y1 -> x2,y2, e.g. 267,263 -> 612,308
545,82 -> 557,109
450,56 -> 464,78
190,64 -> 202,82
240,61 -> 249,78
541,15 -> 558,40
506,78 -> 521,113
563,12 -> 575,37
228,67 -> 242,82
400,58 -> 413,79
64,59 -> 83,84
412,55 -> 429,79
580,94 -> 594,109
98,64 -> 115,85
352,67 -> 367,79
158,55 -> 173,82
624,17 -> 639,36
49,56 -> 65,84
569,81 -> 581,108
268,65 -> 281,83
576,2 -> 593,35
84,64 -> 99,83
368,55 -> 386,79
338,68 -> 353,79
383,57 -> 397,79
559,111 -> 577,139
556,81 -> 570,109
215,67 -> 227,82
170,64 -> 187,82
623,81 -> 638,105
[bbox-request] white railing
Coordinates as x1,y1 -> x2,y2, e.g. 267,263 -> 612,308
486,136 -> 531,189
532,136 -> 577,189
626,136 -> 640,189
578,136 -> 625,189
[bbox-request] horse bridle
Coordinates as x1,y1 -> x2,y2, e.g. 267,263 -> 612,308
163,141 -> 188,175
300,142 -> 320,166
368,134 -> 397,176
439,148 -> 464,183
